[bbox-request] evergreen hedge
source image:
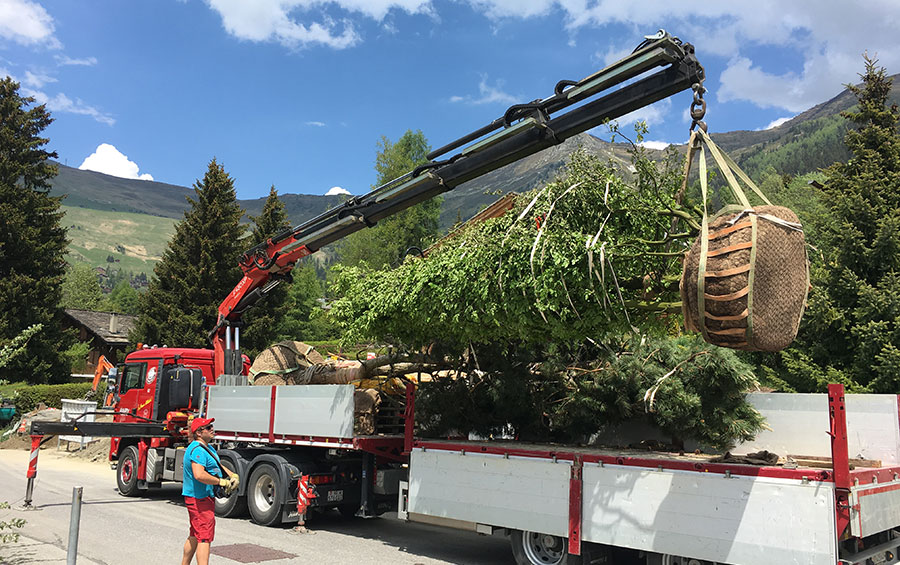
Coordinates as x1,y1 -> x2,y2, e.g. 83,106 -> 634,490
13,383 -> 94,413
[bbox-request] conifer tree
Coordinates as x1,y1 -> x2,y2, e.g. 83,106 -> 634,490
769,57 -> 900,392
0,77 -> 72,383
336,130 -> 442,268
133,159 -> 245,348
241,186 -> 291,355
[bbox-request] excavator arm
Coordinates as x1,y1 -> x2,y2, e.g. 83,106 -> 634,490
211,31 -> 705,379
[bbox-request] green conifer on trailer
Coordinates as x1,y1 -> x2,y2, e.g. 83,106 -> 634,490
132,159 -> 245,348
0,77 -> 73,383
767,56 -> 900,393
241,186 -> 292,356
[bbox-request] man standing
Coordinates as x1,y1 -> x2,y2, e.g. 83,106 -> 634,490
181,417 -> 238,565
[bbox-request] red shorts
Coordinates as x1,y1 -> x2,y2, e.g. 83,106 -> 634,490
185,496 -> 215,542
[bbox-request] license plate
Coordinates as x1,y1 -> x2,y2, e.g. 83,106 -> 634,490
327,490 -> 344,502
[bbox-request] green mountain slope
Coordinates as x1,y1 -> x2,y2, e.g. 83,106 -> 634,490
62,205 -> 177,275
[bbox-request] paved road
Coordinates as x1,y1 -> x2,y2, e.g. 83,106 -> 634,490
0,448 -> 514,565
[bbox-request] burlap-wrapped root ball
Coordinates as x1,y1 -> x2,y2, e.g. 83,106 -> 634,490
681,205 -> 808,352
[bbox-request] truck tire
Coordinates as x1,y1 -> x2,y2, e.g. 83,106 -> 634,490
247,463 -> 284,527
116,445 -> 140,497
214,459 -> 247,518
510,530 -> 584,565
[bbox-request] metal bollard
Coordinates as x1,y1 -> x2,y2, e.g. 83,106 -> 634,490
67,487 -> 83,565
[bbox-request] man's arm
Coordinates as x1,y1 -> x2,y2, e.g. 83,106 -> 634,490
192,462 -> 229,487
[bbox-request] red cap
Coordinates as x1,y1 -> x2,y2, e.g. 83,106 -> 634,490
190,417 -> 215,434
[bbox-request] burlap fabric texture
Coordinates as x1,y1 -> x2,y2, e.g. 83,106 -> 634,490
681,206 -> 808,351
678,130 -> 808,352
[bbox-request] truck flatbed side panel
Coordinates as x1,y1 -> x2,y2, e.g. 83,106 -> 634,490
206,385 -> 354,439
851,477 -> 900,538
207,385 -> 271,434
273,385 -> 353,438
408,449 -> 570,537
739,393 -> 900,464
582,463 -> 837,565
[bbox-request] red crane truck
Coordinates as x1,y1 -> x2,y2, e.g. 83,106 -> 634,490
27,32 -> 900,565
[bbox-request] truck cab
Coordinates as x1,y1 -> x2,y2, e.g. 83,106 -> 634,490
107,347 -> 248,495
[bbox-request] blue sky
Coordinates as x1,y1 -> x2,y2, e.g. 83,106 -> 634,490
2,1 -> 899,200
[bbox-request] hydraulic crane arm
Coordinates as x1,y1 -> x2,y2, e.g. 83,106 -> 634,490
211,31 -> 705,379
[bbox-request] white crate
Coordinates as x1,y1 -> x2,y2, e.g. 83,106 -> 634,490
59,398 -> 97,447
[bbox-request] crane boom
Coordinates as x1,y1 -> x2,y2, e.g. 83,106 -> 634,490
211,31 -> 705,378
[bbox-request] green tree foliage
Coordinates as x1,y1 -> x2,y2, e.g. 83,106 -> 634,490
241,186 -> 292,356
331,139 -> 765,447
418,335 -> 762,449
275,264 -> 335,341
0,324 -> 42,369
0,77 -> 73,383
132,159 -> 245,348
108,279 -> 140,315
764,57 -> 900,392
60,262 -> 104,310
740,113 -> 851,179
336,130 -> 442,269
0,501 -> 25,544
331,148 -> 687,349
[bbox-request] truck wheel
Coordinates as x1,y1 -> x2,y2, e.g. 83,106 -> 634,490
247,463 -> 283,527
214,460 -> 247,518
116,445 -> 140,497
510,530 -> 583,565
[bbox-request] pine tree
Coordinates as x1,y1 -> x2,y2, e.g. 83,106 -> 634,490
132,159 -> 245,348
336,130 -> 442,268
241,186 -> 292,355
0,77 -> 72,383
770,57 -> 900,392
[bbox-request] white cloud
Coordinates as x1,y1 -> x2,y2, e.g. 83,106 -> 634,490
305,120 -> 326,127
617,97 -> 671,128
759,116 -> 793,131
79,144 -> 153,181
205,0 -> 435,50
466,1 -> 900,113
26,89 -> 115,126
639,140 -> 669,150
0,0 -> 60,48
450,74 -> 517,105
23,69 -> 55,89
54,55 -> 98,66
325,186 -> 350,195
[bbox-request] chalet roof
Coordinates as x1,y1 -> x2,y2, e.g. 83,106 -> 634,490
64,309 -> 136,345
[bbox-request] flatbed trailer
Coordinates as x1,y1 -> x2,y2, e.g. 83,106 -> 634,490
193,381 -> 900,565
28,373 -> 900,564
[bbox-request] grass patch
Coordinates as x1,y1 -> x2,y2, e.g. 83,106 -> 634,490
61,205 -> 178,275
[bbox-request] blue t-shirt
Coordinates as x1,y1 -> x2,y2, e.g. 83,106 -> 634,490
182,441 -> 221,499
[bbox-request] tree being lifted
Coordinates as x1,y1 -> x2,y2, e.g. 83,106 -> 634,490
330,133 -> 772,450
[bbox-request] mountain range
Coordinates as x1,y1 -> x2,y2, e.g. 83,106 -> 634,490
50,76 -> 900,275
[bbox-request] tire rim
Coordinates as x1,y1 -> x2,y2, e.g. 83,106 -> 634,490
252,473 -> 276,512
521,531 -> 565,565
121,458 -> 133,483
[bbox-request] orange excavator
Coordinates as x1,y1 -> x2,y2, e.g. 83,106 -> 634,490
86,355 -> 116,406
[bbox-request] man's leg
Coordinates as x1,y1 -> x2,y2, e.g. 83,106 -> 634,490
196,541 -> 211,565
182,536 -> 198,565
